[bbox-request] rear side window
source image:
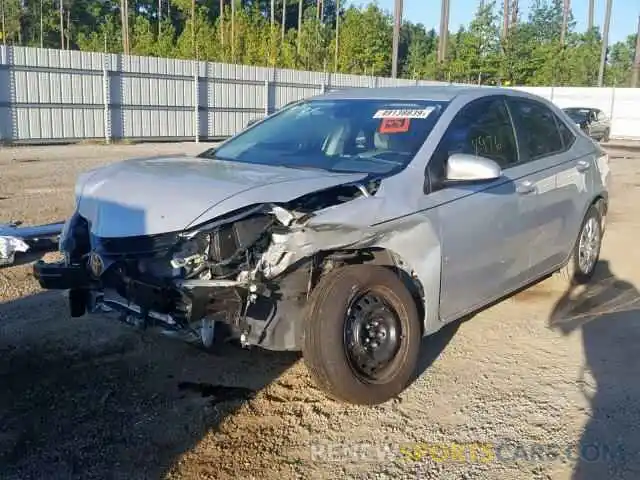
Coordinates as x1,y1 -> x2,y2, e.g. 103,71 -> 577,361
508,99 -> 564,160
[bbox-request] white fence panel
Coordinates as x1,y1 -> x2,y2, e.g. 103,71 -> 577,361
0,45 -> 638,143
609,88 -> 640,140
513,86 -> 555,101
551,87 -> 615,117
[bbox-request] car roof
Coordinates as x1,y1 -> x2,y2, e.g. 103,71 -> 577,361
315,84 -> 532,103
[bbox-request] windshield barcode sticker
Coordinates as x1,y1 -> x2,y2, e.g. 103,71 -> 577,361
373,108 -> 434,119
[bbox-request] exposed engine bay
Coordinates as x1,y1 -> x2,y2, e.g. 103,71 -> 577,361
37,179 -> 397,351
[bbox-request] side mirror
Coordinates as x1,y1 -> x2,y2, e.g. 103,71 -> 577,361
446,153 -> 502,183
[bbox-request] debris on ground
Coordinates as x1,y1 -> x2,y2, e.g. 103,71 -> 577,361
0,221 -> 63,266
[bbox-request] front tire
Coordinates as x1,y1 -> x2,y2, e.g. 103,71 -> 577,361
303,264 -> 421,405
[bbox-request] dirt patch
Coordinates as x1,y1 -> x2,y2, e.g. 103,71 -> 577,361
511,283 -> 555,302
1,143 -> 640,479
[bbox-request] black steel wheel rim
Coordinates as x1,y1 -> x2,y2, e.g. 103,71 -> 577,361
343,290 -> 404,383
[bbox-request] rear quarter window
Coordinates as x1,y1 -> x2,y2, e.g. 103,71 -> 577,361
555,115 -> 576,149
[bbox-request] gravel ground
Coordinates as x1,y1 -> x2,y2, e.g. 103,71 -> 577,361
1,142 -> 640,480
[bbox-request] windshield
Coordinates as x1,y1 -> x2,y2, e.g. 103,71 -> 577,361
200,98 -> 448,175
563,108 -> 589,122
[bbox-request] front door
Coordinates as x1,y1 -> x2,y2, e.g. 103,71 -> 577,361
425,96 -> 527,322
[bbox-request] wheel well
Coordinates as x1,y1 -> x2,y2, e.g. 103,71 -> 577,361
557,194 -> 608,270
310,248 -> 426,331
591,194 -> 607,214
257,248 -> 427,351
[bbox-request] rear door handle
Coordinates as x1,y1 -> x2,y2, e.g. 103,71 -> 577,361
516,180 -> 535,194
576,159 -> 591,172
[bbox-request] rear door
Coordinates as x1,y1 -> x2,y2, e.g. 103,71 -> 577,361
505,96 -> 588,280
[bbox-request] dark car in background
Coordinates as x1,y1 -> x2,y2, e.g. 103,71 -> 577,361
563,107 -> 611,143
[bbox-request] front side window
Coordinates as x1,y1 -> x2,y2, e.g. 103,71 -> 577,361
431,96 -> 518,173
425,96 -> 518,191
509,99 -> 564,160
199,99 -> 449,175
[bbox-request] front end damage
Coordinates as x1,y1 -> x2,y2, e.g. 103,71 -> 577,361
33,179 -> 409,351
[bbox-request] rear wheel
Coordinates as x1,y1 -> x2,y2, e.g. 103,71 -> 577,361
601,129 -> 610,143
553,204 -> 603,287
303,264 -> 421,405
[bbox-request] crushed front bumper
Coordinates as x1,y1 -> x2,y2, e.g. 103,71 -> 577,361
33,258 -> 201,338
33,259 -> 91,290
33,258 -> 175,316
32,253 -> 259,349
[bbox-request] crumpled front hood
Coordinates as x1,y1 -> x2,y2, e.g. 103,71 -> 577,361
76,156 -> 368,238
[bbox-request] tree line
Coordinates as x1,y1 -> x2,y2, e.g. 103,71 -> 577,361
0,0 -> 637,86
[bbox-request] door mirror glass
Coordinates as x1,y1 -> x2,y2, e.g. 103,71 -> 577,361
446,153 -> 502,182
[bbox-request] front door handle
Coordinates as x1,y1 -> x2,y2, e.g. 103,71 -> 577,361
516,180 -> 535,194
576,160 -> 591,172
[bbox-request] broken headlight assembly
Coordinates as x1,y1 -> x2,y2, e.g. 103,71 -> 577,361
170,233 -> 210,275
171,206 -> 275,280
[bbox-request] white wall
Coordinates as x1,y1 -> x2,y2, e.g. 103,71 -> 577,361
514,86 -> 639,140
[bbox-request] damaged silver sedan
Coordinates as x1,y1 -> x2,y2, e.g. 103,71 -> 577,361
34,86 -> 610,405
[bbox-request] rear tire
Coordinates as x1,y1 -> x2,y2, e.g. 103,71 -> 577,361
552,204 -> 603,287
303,264 -> 421,405
601,129 -> 610,143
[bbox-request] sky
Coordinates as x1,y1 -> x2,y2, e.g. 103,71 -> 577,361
353,0 -> 638,45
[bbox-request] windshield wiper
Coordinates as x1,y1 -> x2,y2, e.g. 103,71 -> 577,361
272,163 -> 330,171
197,152 -> 237,162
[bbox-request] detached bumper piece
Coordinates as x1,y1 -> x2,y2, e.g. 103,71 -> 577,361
33,259 -> 91,290
0,221 -> 63,266
0,236 -> 29,266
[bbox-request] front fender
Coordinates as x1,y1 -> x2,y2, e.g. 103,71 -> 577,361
374,219 -> 443,336
258,198 -> 444,337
